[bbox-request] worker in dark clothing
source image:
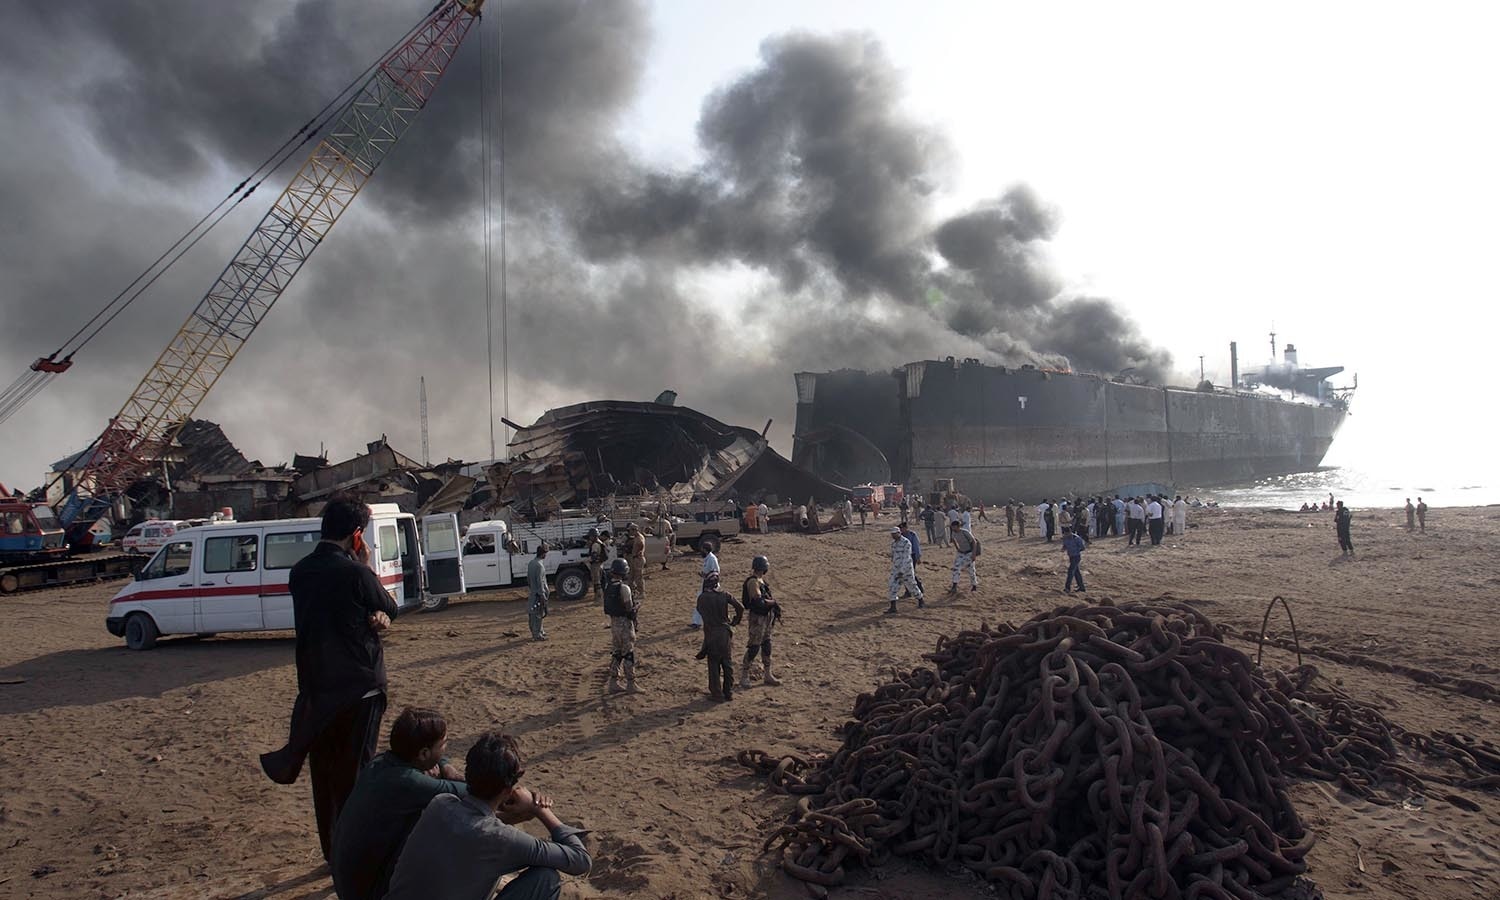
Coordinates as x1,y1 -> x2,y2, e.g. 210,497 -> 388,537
1062,526 -> 1087,594
695,572 -> 744,701
331,707 -> 465,900
1044,502 -> 1056,542
921,504 -> 938,544
1334,501 -> 1354,555
260,494 -> 398,861
1004,501 -> 1015,536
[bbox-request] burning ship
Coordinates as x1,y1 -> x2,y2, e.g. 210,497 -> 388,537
791,337 -> 1352,501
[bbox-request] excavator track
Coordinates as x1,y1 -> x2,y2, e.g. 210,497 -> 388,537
0,553 -> 145,594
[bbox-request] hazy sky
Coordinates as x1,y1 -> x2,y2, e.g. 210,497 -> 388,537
1,1 -> 1493,490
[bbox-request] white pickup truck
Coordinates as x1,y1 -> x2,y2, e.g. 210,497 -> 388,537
455,517 -> 612,610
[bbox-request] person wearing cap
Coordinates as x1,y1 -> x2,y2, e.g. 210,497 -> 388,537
739,556 -> 783,689
695,571 -> 744,701
625,523 -> 648,601
526,542 -> 550,641
691,545 -> 720,629
948,519 -> 979,593
886,526 -> 923,614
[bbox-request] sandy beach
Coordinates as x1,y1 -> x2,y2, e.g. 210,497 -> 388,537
2,505 -> 1498,899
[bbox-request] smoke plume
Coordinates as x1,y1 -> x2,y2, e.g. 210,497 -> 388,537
0,0 -> 1170,483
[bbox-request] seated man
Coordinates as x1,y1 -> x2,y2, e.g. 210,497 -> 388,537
385,731 -> 591,900
331,707 -> 466,900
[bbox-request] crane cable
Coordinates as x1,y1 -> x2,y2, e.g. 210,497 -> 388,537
0,2 -> 448,429
481,13 -> 495,464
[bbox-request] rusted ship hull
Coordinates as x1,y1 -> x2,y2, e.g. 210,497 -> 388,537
792,361 -> 1347,502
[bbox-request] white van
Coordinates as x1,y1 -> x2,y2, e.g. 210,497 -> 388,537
121,519 -> 188,555
457,518 -> 609,608
105,504 -> 464,650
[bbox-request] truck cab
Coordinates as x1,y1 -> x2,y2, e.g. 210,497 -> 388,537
0,501 -> 67,560
105,504 -> 464,650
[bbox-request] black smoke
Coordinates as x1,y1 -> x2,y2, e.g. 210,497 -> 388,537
0,0 -> 1169,485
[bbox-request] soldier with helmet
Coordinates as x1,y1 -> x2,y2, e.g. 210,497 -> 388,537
602,557 -> 641,693
739,555 -> 783,689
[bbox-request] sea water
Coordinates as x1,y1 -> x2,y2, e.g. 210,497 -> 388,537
1189,465 -> 1499,511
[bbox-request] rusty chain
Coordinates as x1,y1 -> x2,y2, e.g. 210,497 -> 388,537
739,600 -> 1424,899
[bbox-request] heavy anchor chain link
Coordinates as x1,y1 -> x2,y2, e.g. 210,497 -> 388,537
738,599 -> 1462,900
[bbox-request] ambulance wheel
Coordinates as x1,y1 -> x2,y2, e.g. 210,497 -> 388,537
124,613 -> 159,651
556,567 -> 589,602
0,572 -> 18,593
421,594 -> 450,613
696,535 -> 720,556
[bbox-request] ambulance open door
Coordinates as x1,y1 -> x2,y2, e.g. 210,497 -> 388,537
421,514 -> 466,598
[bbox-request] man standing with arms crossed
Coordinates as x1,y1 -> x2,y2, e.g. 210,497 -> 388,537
260,494 -> 398,862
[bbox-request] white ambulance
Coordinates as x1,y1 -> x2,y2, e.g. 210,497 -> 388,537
105,504 -> 465,650
120,519 -> 189,555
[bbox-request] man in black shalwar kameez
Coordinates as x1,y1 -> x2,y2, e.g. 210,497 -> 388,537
260,494 -> 398,861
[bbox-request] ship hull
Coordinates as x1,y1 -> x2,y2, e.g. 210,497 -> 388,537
793,361 -> 1346,503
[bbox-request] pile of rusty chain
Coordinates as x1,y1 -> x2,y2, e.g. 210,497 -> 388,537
742,601 -> 1374,899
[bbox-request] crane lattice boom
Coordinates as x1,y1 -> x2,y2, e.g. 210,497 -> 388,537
60,0 -> 483,529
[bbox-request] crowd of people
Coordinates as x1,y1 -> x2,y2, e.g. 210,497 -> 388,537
260,484 -> 1396,897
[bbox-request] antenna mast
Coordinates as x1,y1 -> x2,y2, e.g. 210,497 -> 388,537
420,376 -> 430,467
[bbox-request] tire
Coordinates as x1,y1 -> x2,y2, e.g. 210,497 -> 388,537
696,534 -> 720,556
124,613 -> 159,651
0,572 -> 18,594
421,594 -> 450,613
555,567 -> 589,602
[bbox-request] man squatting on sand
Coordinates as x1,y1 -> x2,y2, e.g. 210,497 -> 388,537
261,494 -> 398,862
384,731 -> 591,900
740,555 -> 783,688
695,571 -> 745,700
331,706 -> 466,900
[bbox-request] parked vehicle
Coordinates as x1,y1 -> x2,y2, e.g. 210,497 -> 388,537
120,520 -> 189,555
105,504 -> 464,650
851,485 -> 879,512
653,501 -> 740,554
458,517 -> 609,608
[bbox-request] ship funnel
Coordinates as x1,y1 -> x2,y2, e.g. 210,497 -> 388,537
1283,343 -> 1298,366
1229,342 -> 1238,389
